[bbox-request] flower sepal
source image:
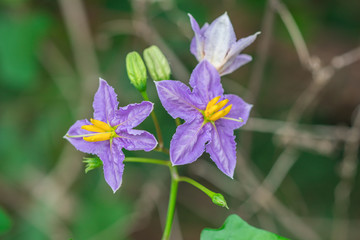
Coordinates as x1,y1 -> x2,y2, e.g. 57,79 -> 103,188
83,156 -> 103,173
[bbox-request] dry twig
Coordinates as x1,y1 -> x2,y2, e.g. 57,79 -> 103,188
332,106 -> 360,240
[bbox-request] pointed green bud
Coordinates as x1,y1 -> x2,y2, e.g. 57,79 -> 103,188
83,157 -> 103,173
126,51 -> 147,92
212,193 -> 229,209
143,45 -> 171,81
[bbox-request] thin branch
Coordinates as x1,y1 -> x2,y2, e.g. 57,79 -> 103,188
242,0 -> 276,154
58,0 -> 100,108
46,0 -> 101,196
240,148 -> 299,216
248,0 -> 275,103
28,0 -> 102,238
89,181 -> 162,240
39,42 -> 78,116
133,0 -> 190,81
332,106 -> 360,240
331,46 -> 360,70
244,118 -> 350,139
271,0 -> 315,71
241,1 -> 360,224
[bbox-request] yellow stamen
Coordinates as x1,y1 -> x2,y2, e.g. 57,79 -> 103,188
205,96 -> 221,114
90,118 -> 112,131
83,132 -> 112,142
209,105 -> 232,121
215,99 -> 229,109
81,125 -> 106,133
205,99 -> 229,116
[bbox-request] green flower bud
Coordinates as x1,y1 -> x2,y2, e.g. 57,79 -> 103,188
83,156 -> 103,173
143,45 -> 171,81
126,51 -> 147,92
212,193 -> 229,209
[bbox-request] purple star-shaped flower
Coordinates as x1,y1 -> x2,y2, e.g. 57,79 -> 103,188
155,61 -> 252,177
189,12 -> 260,76
64,78 -> 157,192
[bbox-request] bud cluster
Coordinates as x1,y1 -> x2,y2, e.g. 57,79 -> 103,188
126,45 -> 171,92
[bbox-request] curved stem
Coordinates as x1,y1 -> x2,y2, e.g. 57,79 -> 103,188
178,176 -> 215,198
162,166 -> 179,240
140,90 -> 164,150
124,157 -> 170,166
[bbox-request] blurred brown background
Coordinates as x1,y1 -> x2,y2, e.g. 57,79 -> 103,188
0,0 -> 360,239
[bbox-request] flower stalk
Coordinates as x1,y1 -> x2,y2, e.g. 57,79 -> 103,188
140,90 -> 164,151
124,157 -> 170,167
178,176 -> 229,209
162,165 -> 179,240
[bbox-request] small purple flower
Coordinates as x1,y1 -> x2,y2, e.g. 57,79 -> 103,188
155,61 -> 252,177
64,78 -> 157,192
189,12 -> 260,76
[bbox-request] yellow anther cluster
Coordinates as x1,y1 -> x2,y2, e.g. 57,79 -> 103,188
204,96 -> 232,122
81,119 -> 113,142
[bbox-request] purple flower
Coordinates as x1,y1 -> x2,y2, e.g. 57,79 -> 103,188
155,61 -> 252,177
64,78 -> 157,192
189,12 -> 260,76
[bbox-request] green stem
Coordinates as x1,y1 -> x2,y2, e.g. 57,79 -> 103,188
179,176 -> 229,209
162,166 -> 179,240
178,176 -> 215,198
154,147 -> 170,155
140,90 -> 164,150
124,157 -> 170,166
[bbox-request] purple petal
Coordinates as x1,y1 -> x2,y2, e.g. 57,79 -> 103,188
64,119 -> 108,154
216,94 -> 252,129
203,12 -> 236,69
113,101 -> 153,129
116,129 -> 157,151
93,78 -> 119,123
189,14 -> 205,61
201,23 -> 210,33
98,142 -> 125,193
189,61 -> 224,103
219,54 -> 252,76
226,32 -> 260,61
170,117 -> 211,165
206,125 -> 236,178
155,80 -> 203,121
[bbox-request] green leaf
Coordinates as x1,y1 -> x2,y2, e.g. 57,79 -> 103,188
0,207 -> 12,234
201,214 -> 289,240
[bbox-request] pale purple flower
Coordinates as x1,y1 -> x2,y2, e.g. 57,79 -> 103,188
64,78 -> 157,192
189,12 -> 260,76
155,61 -> 252,177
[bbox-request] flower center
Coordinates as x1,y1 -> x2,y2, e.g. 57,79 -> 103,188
81,119 -> 117,142
203,96 -> 232,122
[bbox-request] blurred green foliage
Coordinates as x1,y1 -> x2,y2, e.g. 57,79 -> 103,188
0,12 -> 50,90
0,207 -> 12,235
